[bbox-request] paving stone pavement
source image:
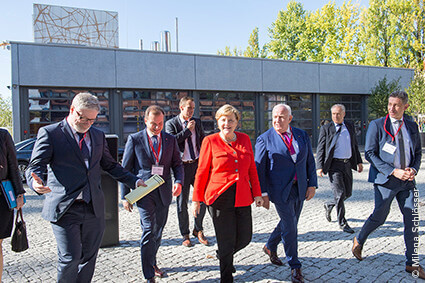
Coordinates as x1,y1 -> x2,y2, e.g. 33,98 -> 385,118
2,155 -> 425,282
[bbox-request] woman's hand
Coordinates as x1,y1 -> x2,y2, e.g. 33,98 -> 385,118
254,196 -> 264,207
192,201 -> 201,217
16,194 -> 25,210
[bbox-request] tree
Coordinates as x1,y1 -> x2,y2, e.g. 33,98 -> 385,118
268,1 -> 308,60
217,46 -> 243,56
368,76 -> 401,119
406,70 -> 425,130
0,95 -> 12,133
244,27 -> 267,58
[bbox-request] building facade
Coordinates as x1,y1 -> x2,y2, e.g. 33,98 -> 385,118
10,42 -> 414,147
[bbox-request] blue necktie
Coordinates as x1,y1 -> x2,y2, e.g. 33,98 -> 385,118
152,135 -> 159,152
183,121 -> 196,160
395,120 -> 406,169
78,132 -> 91,203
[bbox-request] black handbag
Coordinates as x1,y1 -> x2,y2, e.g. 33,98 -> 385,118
11,208 -> 29,252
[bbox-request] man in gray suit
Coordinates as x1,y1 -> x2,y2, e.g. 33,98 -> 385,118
26,93 -> 144,283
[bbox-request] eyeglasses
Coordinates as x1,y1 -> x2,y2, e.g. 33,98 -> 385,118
75,110 -> 97,123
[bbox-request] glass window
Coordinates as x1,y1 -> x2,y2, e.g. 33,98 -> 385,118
27,88 -> 111,137
264,94 -> 313,138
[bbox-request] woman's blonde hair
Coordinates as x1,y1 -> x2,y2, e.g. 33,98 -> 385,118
215,104 -> 241,121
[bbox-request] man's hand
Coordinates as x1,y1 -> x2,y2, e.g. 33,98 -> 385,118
16,194 -> 25,210
262,195 -> 270,210
122,200 -> 133,212
392,168 -> 411,181
192,201 -> 201,217
305,187 -> 316,201
405,167 -> 416,181
31,172 -> 51,194
317,169 -> 324,177
136,179 -> 147,188
172,183 -> 182,197
187,120 -> 196,131
254,196 -> 264,207
357,163 -> 364,173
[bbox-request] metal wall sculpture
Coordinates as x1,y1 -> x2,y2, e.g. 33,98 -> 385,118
33,4 -> 119,48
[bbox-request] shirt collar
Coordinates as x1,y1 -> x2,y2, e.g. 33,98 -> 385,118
147,130 -> 161,139
389,116 -> 403,124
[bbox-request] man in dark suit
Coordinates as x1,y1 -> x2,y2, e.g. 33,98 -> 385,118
255,104 -> 317,283
165,96 -> 208,247
316,104 -> 363,234
121,105 -> 183,283
352,91 -> 424,279
26,93 -> 143,283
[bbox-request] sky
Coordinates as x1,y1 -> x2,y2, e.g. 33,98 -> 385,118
0,0 -> 369,99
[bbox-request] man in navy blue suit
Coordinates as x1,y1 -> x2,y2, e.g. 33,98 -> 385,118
352,91 -> 424,279
121,105 -> 183,283
255,104 -> 317,283
26,92 -> 143,283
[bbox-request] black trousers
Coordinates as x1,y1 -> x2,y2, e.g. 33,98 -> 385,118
327,159 -> 353,226
208,184 -> 252,283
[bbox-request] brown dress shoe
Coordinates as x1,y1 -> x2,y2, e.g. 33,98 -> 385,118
182,235 -> 193,247
193,229 -> 209,246
406,265 -> 425,279
291,268 -> 304,283
352,237 -> 363,261
153,265 -> 165,278
263,245 -> 283,266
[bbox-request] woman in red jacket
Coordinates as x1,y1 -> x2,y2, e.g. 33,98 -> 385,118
193,104 -> 263,283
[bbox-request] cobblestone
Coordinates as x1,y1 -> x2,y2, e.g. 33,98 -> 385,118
2,154 -> 425,282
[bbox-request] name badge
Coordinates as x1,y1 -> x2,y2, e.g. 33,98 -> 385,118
151,165 -> 164,176
382,142 -> 396,155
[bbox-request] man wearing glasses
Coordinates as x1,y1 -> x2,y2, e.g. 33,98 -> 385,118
26,92 -> 144,282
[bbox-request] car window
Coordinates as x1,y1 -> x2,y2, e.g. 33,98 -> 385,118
21,142 -> 35,151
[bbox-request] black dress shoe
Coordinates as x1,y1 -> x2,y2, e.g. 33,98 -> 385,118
340,224 -> 354,234
263,245 -> 284,266
291,268 -> 304,283
324,204 -> 332,222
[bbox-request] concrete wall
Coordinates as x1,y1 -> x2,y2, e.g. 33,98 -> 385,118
11,42 -> 414,94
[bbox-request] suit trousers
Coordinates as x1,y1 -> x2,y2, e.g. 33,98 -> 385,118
357,178 -> 418,266
51,201 -> 105,283
327,160 -> 353,226
208,184 -> 252,283
137,189 -> 169,279
177,161 -> 206,236
266,184 -> 303,269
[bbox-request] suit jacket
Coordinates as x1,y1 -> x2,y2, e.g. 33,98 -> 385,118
255,127 -> 318,204
193,132 -> 261,207
0,129 -> 25,197
316,120 -> 362,174
26,119 -> 138,222
165,116 -> 205,154
365,116 -> 421,185
120,129 -> 184,207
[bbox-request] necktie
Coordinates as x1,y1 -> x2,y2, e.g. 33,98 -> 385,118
283,132 -> 297,180
183,121 -> 196,160
152,135 -> 159,152
396,120 -> 406,169
77,132 -> 91,203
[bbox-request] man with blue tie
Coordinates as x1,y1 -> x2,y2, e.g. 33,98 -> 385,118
121,105 -> 183,283
316,104 -> 363,233
26,92 -> 144,282
165,96 -> 208,247
255,104 -> 317,283
352,91 -> 424,279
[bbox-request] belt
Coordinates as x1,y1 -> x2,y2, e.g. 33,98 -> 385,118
183,158 -> 198,164
333,158 -> 350,163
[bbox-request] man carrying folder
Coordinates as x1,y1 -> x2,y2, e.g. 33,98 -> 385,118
121,105 -> 183,283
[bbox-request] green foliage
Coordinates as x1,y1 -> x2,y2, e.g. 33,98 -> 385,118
0,95 -> 13,133
368,76 -> 401,119
406,70 -> 425,129
217,46 -> 243,56
244,27 -> 268,58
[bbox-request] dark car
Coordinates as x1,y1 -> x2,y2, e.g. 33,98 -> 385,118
15,138 -> 37,183
15,137 -> 124,183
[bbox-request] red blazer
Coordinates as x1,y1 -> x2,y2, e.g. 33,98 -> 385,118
193,132 -> 261,207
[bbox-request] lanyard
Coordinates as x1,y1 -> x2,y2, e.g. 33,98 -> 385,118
383,114 -> 403,142
147,134 -> 162,164
276,127 -> 294,152
78,132 -> 87,150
